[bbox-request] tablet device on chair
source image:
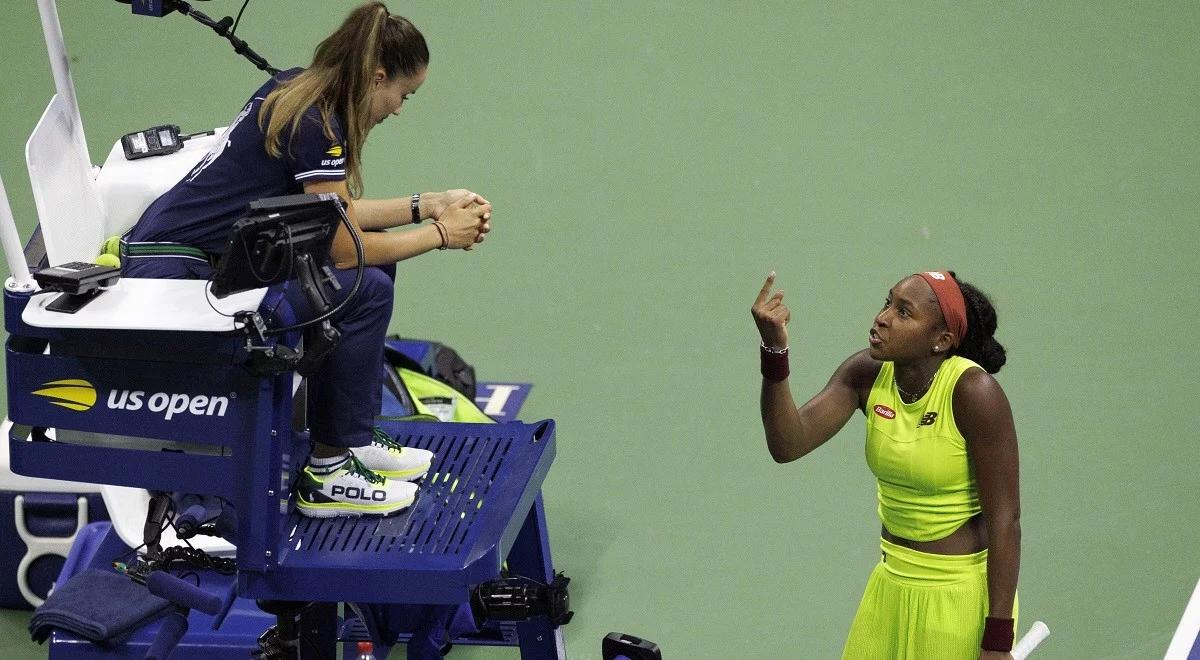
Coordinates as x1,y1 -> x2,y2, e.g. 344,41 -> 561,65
209,193 -> 343,299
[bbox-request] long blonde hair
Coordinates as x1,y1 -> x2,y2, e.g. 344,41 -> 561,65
259,2 -> 428,198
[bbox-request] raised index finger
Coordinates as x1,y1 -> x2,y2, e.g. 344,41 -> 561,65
754,271 -> 777,306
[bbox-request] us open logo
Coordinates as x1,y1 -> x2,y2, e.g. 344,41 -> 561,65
31,378 -> 230,421
107,389 -> 230,421
321,144 -> 346,167
31,379 -> 97,412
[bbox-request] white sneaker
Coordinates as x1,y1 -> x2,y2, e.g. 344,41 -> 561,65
295,455 -> 417,518
351,427 -> 434,481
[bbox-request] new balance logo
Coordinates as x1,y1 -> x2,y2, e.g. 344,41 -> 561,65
920,412 -> 938,426
330,485 -> 388,502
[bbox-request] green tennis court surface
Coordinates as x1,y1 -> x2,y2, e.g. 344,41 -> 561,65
0,2 -> 1196,658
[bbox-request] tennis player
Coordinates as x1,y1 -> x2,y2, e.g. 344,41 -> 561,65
752,271 -> 1020,659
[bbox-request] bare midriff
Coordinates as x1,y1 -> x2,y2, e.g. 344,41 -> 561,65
882,513 -> 986,555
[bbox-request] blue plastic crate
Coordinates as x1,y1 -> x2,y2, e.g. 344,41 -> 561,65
0,490 -> 108,609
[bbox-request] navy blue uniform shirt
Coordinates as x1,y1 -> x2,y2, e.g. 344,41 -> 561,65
127,68 -> 348,254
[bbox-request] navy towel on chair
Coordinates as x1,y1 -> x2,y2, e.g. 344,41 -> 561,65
30,568 -> 173,645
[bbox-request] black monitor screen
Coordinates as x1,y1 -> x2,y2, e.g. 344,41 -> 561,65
209,193 -> 343,299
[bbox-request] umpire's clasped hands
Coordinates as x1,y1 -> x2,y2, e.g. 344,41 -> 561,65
433,189 -> 492,250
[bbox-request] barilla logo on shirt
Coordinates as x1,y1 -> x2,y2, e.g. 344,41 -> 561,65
325,145 -> 343,157
873,404 -> 896,419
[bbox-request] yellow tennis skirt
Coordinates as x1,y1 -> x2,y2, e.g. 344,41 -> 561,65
841,538 -> 1017,660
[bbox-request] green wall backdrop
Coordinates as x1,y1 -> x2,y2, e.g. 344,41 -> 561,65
0,2 -> 1197,658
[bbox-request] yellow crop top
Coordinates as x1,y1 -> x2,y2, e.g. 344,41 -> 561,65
864,355 -> 983,542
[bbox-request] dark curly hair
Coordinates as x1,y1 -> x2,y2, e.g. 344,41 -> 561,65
948,272 -> 1006,374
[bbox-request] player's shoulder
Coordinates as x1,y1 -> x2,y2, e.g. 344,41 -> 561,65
952,363 -> 1008,411
837,349 -> 883,390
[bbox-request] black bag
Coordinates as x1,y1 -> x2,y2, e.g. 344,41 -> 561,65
382,336 -> 477,400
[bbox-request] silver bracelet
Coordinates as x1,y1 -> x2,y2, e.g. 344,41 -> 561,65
760,340 -> 789,354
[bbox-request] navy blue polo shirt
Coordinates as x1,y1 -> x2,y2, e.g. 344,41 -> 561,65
127,68 -> 348,255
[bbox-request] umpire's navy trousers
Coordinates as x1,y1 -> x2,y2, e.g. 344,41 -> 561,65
124,255 -> 394,449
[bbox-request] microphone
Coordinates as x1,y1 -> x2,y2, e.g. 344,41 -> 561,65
115,0 -> 275,73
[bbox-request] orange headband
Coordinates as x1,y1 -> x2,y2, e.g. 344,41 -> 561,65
915,271 -> 967,344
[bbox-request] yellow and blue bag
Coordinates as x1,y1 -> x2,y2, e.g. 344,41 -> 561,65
379,337 -> 493,423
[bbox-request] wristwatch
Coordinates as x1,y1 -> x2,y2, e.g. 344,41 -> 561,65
410,193 -> 422,224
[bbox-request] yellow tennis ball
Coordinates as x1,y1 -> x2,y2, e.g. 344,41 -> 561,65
94,253 -> 121,268
101,236 -> 121,257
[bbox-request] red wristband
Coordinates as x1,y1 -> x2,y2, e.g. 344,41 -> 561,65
981,616 -> 1014,652
760,344 -> 789,382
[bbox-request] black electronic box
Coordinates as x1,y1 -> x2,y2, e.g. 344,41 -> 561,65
121,125 -> 184,160
34,261 -> 121,295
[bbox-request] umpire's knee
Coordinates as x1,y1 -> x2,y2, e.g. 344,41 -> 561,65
353,266 -> 395,315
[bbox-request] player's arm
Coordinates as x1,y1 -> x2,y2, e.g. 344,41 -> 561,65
955,369 -> 1021,623
752,273 -> 877,463
303,180 -> 487,267
761,350 -> 876,463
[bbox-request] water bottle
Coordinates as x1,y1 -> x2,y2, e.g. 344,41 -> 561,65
356,640 -> 377,660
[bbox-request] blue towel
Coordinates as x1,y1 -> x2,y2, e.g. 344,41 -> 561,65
30,568 -> 172,645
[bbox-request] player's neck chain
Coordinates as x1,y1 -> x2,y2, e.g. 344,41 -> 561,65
896,371 -> 936,404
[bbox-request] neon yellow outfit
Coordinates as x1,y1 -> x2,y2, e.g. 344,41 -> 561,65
842,356 -> 1016,659
866,356 -> 981,539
